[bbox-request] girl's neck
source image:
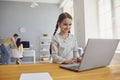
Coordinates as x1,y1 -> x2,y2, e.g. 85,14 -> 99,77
59,32 -> 69,39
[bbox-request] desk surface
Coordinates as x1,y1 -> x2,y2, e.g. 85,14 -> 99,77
0,59 -> 120,80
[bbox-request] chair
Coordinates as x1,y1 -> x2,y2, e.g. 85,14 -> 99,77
78,47 -> 84,56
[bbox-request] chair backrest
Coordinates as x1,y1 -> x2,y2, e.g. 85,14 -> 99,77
78,47 -> 84,56
49,44 -> 52,55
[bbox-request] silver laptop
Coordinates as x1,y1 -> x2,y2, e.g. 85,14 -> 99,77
60,39 -> 120,72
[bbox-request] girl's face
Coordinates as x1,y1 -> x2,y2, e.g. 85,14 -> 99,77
58,18 -> 72,33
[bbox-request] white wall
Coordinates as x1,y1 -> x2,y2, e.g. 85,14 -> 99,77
74,0 -> 86,48
0,1 -> 61,61
74,0 -> 98,48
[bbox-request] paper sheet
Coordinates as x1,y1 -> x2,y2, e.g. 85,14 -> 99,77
19,72 -> 53,80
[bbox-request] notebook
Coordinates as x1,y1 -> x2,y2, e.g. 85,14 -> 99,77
19,72 -> 53,80
60,39 -> 119,72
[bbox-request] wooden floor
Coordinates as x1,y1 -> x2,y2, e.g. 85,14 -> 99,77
0,59 -> 120,80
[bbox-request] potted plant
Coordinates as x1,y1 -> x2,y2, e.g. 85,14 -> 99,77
43,34 -> 48,37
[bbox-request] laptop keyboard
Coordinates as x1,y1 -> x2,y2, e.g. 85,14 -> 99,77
60,63 -> 80,70
69,65 -> 79,69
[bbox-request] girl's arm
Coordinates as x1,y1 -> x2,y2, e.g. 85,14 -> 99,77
51,40 -> 66,64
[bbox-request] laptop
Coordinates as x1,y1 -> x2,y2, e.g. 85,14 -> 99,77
60,39 -> 120,72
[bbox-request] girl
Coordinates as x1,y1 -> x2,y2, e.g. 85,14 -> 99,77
51,12 -> 81,64
12,38 -> 23,64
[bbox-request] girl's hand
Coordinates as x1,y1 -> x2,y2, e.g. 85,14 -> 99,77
63,59 -> 77,64
76,57 -> 82,63
72,57 -> 82,63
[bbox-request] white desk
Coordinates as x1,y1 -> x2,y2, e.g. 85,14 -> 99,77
23,49 -> 36,63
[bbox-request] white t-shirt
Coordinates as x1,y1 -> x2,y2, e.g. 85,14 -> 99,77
51,33 -> 79,64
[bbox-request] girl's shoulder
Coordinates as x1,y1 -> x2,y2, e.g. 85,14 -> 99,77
20,43 -> 23,46
51,33 -> 62,43
68,33 -> 75,38
52,33 -> 60,40
68,34 -> 77,41
18,43 -> 23,48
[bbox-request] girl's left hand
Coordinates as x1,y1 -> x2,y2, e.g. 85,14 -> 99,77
72,57 -> 82,63
76,57 -> 82,63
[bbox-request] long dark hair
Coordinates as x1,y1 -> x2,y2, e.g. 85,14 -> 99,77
53,12 -> 72,36
16,38 -> 21,48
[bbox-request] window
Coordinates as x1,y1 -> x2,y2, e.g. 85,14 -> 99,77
98,0 -> 120,51
113,0 -> 120,39
98,0 -> 113,38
